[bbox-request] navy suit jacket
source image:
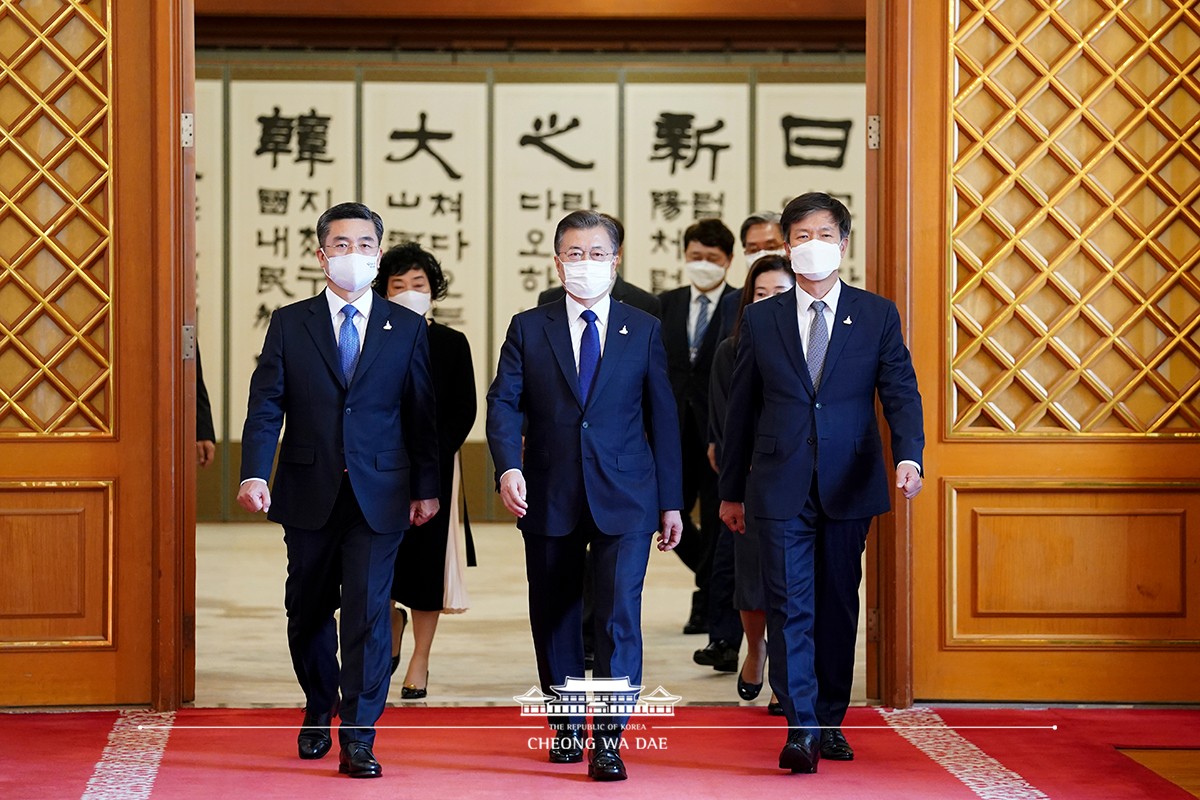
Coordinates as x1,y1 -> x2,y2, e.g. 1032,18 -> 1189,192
486,299 -> 684,537
241,292 -> 440,534
719,284 -> 924,521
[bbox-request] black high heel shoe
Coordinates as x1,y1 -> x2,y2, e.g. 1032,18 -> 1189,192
401,671 -> 428,700
737,659 -> 763,701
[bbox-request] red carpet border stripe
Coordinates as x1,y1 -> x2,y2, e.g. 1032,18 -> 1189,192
80,710 -> 175,800
879,707 -> 1049,800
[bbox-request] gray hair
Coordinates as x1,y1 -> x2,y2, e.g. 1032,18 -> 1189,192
739,210 -> 783,247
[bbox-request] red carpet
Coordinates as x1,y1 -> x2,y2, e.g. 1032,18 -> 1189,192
4,705 -> 1198,799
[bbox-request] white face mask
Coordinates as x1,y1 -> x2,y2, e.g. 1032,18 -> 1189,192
388,289 -> 432,316
562,260 -> 614,300
685,260 -> 727,290
789,240 -> 842,281
746,248 -> 787,268
323,251 -> 378,293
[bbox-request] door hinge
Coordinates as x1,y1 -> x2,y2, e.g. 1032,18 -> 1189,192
867,115 -> 881,150
182,324 -> 196,360
866,607 -> 881,642
181,112 -> 194,148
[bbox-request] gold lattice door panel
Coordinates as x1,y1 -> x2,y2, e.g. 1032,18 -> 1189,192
0,0 -> 111,435
950,0 -> 1200,435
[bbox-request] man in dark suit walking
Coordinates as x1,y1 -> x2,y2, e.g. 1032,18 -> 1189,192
720,193 -> 924,774
537,213 -> 661,319
658,219 -> 741,656
238,202 -> 440,779
487,210 -> 683,782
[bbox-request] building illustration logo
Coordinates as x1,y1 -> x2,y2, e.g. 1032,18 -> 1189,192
513,677 -> 682,717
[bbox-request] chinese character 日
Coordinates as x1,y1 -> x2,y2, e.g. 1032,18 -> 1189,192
781,116 -> 853,169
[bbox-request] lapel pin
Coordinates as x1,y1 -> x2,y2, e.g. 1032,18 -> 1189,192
619,325 -> 628,335
842,316 -> 852,325
383,320 -> 392,330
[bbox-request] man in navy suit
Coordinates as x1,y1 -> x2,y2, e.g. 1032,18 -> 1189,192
238,202 -> 440,779
719,193 -> 924,774
487,210 -> 684,782
658,219 -> 741,654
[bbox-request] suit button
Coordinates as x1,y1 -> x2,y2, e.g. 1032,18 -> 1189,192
345,408 -> 351,415
582,421 -> 589,429
815,402 -> 823,409
807,436 -> 816,445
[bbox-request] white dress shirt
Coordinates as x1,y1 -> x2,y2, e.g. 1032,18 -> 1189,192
688,282 -> 727,345
324,286 -> 372,354
564,293 -> 611,368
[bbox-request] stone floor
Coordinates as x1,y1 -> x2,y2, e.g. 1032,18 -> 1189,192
195,522 -> 866,709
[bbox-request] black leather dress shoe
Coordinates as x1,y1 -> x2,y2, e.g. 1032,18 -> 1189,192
693,640 -> 738,672
820,728 -> 854,760
297,710 -> 332,760
779,730 -> 820,774
587,748 -> 628,781
736,660 -> 763,700
338,742 -> 382,778
682,611 -> 707,635
549,730 -> 584,764
767,699 -> 784,716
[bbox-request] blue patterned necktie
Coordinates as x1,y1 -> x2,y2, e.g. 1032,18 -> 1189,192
690,294 -> 711,362
579,309 -> 600,402
339,304 -> 359,382
807,299 -> 828,391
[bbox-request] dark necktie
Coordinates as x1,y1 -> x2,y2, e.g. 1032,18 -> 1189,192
579,309 -> 600,402
807,299 -> 828,390
690,294 -> 710,362
339,304 -> 359,382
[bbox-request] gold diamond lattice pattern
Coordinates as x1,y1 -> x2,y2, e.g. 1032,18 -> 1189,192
951,0 -> 1200,435
0,0 -> 111,435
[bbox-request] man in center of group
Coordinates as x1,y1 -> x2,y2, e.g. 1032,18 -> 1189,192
487,209 -> 683,783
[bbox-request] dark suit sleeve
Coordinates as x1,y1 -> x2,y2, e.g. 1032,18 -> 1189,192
707,337 -> 734,455
196,344 -> 215,442
438,329 -> 476,456
402,319 -> 440,501
240,311 -> 286,482
645,319 -> 684,510
876,303 -> 925,469
485,314 -> 526,486
718,313 -> 761,503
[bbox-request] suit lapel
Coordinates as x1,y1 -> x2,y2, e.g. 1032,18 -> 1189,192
544,301 -> 585,408
303,294 -> 346,387
350,295 -> 392,384
663,290 -> 690,361
821,283 -> 860,384
773,288 -> 814,396
585,301 -> 632,408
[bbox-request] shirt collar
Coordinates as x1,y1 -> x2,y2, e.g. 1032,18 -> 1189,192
795,279 -> 842,315
565,292 -> 611,327
325,286 -> 374,320
690,282 -> 726,306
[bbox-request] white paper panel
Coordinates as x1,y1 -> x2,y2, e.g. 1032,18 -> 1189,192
755,84 -> 867,288
227,81 -> 356,441
623,84 -> 750,294
194,78 -> 225,438
362,82 -> 489,441
491,83 -> 619,359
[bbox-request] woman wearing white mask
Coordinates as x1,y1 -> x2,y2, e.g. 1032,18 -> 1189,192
374,242 -> 477,700
707,254 -> 795,716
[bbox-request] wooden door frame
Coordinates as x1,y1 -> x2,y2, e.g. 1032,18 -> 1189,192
867,0 -> 917,709
148,0 -> 197,711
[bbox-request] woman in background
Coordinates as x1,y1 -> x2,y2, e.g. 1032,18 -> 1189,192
376,242 -> 477,700
708,254 -> 795,715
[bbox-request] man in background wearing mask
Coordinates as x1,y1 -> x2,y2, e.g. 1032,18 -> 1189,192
658,219 -> 740,655
719,193 -> 924,774
487,209 -> 683,782
238,202 -> 441,779
714,211 -> 788,341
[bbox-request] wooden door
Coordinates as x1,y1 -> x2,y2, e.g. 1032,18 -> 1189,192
0,0 -> 193,707
879,0 -> 1200,702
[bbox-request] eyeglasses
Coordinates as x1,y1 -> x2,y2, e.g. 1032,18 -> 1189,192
322,242 -> 379,257
557,248 -> 614,263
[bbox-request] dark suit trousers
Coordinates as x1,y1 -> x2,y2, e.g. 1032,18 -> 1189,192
283,474 -> 403,747
757,476 -> 871,733
523,508 -> 650,746
675,408 -> 719,615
